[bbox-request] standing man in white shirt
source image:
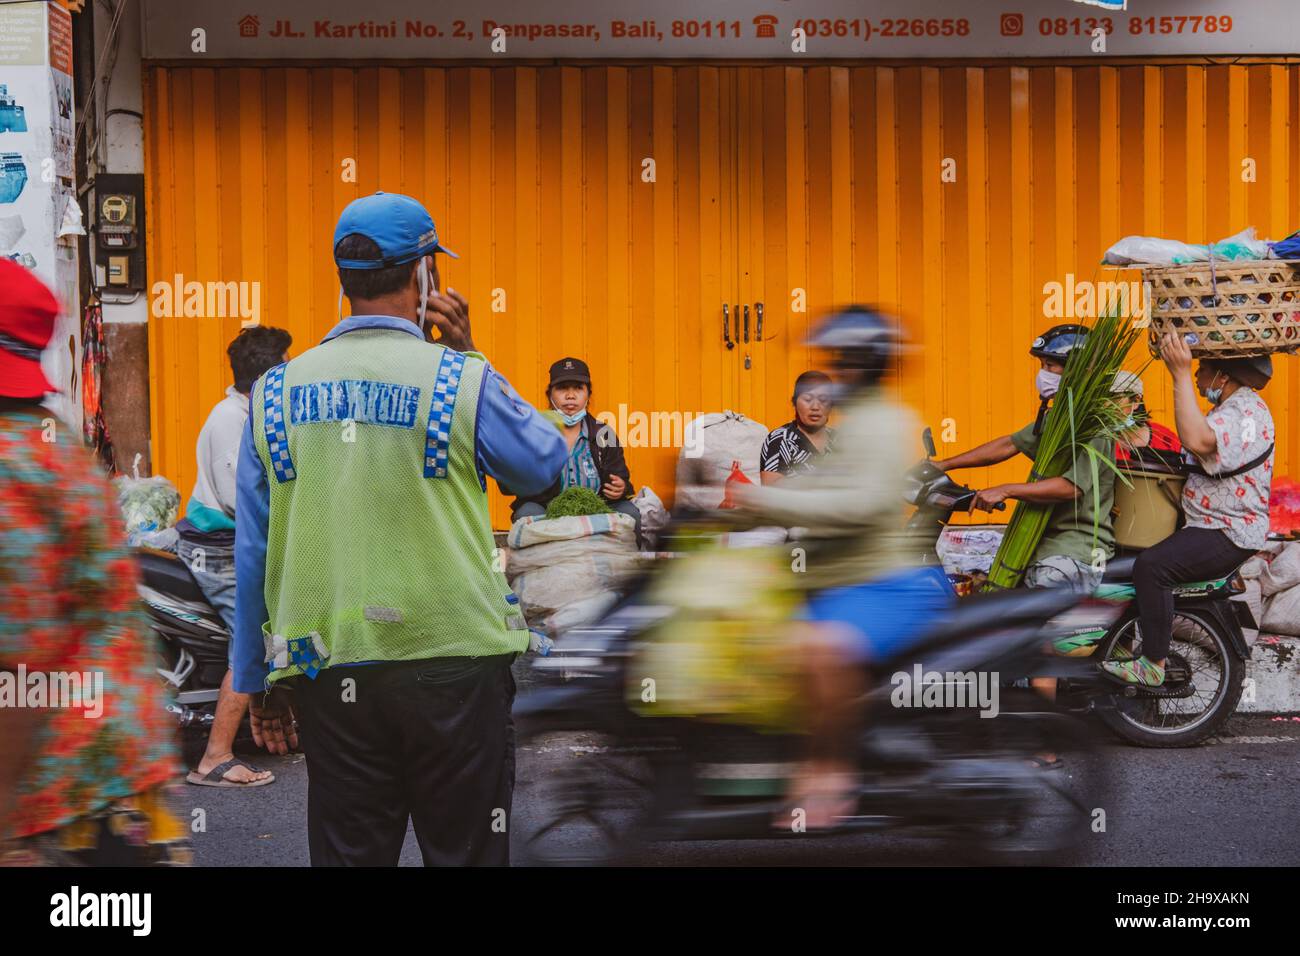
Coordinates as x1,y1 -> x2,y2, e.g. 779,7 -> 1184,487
177,326 -> 292,787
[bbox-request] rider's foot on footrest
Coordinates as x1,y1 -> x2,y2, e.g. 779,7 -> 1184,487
1100,655 -> 1165,687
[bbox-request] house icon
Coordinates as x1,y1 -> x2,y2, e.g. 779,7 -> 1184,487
238,15 -> 260,38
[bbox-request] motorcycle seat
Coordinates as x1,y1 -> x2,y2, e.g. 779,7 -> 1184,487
1102,555 -> 1138,582
136,547 -> 208,606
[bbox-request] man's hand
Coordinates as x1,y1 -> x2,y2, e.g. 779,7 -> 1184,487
601,474 -> 627,500
426,287 -> 476,353
972,485 -> 1012,512
249,687 -> 299,755
1159,331 -> 1194,379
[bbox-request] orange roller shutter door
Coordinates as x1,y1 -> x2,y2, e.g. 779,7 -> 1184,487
145,63 -> 1299,527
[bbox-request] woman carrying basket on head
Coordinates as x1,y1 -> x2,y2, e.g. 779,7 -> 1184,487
1103,333 -> 1275,687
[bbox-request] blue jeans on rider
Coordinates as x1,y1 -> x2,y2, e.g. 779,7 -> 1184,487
798,566 -> 957,664
175,532 -> 237,667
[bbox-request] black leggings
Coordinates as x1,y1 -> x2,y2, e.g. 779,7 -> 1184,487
1133,527 -> 1254,661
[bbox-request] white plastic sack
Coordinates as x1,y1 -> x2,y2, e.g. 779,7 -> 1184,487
1259,542 -> 1300,597
632,486 -> 670,548
547,591 -> 621,635
1261,586 -> 1300,637
505,512 -> 641,636
505,513 -> 637,574
674,410 -> 770,512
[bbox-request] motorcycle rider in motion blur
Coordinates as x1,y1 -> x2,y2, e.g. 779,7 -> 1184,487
729,307 -> 956,829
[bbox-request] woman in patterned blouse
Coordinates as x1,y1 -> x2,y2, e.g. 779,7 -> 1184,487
1103,334 -> 1275,688
759,371 -> 836,486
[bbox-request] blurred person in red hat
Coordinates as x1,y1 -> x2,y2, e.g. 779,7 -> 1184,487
0,258 -> 58,400
0,260 -> 187,865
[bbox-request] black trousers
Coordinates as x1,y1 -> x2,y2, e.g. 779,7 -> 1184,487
1133,527 -> 1254,661
290,654 -> 517,866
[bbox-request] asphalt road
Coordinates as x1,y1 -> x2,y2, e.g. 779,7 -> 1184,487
184,707 -> 1300,867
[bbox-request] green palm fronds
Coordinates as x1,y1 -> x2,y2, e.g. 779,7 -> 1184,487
985,309 -> 1149,590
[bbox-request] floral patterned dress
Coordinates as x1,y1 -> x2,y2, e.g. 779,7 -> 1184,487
0,406 -> 186,865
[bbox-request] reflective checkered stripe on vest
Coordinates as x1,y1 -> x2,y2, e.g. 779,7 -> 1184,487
250,330 -> 528,687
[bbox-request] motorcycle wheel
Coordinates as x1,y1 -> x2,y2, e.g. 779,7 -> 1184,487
950,708 -> 1107,863
1095,608 -> 1245,748
514,729 -> 670,866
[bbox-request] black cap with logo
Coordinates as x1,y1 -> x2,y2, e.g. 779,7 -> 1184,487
548,357 -> 592,388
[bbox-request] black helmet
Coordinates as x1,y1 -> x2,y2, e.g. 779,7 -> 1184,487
1030,324 -> 1089,363
1207,355 -> 1273,390
806,305 -> 907,383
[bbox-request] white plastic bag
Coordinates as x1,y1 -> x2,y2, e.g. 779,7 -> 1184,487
936,526 -> 1007,574
1208,226 -> 1271,262
1103,235 -> 1210,267
631,486 -> 670,548
115,474 -> 181,542
674,410 -> 770,512
1103,227 -> 1272,267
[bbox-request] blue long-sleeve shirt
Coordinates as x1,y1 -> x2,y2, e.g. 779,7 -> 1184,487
232,315 -> 566,694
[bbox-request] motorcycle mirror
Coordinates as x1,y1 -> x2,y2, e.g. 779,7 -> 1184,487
922,427 -> 937,458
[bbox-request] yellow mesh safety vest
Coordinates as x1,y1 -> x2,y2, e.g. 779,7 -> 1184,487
250,328 -> 528,686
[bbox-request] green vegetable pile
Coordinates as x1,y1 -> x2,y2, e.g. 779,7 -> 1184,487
545,487 -> 613,519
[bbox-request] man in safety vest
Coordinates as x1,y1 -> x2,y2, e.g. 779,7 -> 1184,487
232,191 -> 566,866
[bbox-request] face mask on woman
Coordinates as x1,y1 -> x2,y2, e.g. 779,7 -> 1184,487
1205,372 -> 1227,406
551,397 -> 588,426
1036,369 -> 1061,400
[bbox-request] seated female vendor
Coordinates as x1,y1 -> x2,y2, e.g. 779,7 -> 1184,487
509,356 -> 643,542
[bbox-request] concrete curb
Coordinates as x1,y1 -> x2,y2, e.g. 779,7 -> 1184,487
1242,635 -> 1300,714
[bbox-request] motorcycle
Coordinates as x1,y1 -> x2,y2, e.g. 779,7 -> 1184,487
514,457 -> 1107,865
906,428 -> 1256,749
135,546 -> 252,765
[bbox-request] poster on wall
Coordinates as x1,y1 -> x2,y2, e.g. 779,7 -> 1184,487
141,0 -> 1300,60
0,0 -> 81,432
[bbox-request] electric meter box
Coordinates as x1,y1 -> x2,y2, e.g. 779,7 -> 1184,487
94,173 -> 145,291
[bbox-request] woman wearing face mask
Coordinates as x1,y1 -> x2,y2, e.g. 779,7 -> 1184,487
509,357 -> 642,539
1102,334 -> 1275,687
1112,371 -> 1182,465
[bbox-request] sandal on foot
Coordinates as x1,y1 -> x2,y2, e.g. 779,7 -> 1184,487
1100,655 -> 1165,687
186,757 -> 275,788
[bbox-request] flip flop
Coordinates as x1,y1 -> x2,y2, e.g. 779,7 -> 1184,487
186,757 -> 275,788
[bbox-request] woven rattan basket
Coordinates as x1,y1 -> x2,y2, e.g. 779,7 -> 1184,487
1142,259 -> 1300,358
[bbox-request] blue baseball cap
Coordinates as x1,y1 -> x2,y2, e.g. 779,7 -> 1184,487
333,191 -> 459,269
